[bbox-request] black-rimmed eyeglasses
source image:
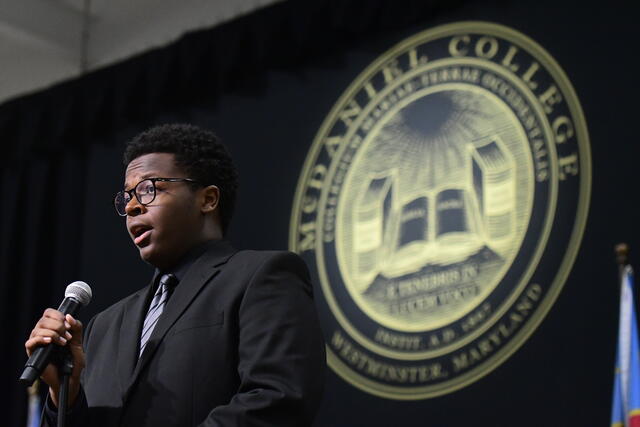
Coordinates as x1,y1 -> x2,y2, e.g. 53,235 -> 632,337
114,177 -> 200,216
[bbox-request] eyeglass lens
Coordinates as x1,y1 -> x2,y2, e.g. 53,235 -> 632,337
114,179 -> 156,215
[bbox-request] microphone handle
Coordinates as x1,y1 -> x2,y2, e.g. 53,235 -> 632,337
19,297 -> 82,386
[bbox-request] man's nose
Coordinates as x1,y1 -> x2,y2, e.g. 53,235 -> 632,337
124,197 -> 145,216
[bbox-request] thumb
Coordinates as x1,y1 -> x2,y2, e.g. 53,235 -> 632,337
65,314 -> 83,346
65,315 -> 85,377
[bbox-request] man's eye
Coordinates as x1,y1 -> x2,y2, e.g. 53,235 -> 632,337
141,184 -> 154,194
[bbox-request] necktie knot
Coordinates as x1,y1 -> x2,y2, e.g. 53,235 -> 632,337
158,273 -> 178,292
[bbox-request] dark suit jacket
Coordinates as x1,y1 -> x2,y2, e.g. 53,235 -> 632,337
50,240 -> 325,426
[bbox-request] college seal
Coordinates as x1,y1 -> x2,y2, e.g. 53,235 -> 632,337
289,21 -> 591,399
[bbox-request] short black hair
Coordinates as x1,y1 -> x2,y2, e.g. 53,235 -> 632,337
123,123 -> 238,234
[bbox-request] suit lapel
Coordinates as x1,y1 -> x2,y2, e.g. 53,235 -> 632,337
122,240 -> 237,401
116,275 -> 157,399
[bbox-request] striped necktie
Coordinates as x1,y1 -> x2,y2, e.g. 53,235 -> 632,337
139,273 -> 177,357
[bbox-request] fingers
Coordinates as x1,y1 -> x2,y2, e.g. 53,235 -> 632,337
25,336 -> 49,356
66,315 -> 83,345
24,309 -> 87,392
66,314 -> 82,331
29,316 -> 68,339
25,309 -> 80,357
24,332 -> 68,357
29,320 -> 70,346
27,325 -> 71,346
43,308 -> 65,322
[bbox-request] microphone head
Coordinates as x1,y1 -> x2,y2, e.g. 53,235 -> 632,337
65,281 -> 92,306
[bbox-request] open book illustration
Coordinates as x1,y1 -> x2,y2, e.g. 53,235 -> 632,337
351,136 -> 516,289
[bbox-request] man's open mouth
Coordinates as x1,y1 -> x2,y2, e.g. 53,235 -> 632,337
130,224 -> 153,246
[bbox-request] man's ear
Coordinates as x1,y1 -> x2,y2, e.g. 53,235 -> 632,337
200,185 -> 220,214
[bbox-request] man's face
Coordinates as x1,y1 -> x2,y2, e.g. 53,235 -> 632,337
123,152 -> 204,270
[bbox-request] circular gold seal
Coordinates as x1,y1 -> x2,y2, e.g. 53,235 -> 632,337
289,21 -> 591,399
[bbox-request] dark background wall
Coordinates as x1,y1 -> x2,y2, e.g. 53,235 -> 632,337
2,0 -> 638,425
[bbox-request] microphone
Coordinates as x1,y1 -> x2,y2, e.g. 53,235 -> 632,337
19,281 -> 92,386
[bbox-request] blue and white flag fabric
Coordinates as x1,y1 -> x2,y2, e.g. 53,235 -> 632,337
611,266 -> 640,427
26,379 -> 41,427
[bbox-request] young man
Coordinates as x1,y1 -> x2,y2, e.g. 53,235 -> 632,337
25,124 -> 326,426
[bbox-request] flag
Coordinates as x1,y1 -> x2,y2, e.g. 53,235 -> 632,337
26,379 -> 41,427
612,265 -> 640,427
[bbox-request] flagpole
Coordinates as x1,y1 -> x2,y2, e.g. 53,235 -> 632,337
616,242 -> 630,277
616,242 -> 633,317
617,243 -> 640,322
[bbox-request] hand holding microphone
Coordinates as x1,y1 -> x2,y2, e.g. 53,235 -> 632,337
22,281 -> 92,408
